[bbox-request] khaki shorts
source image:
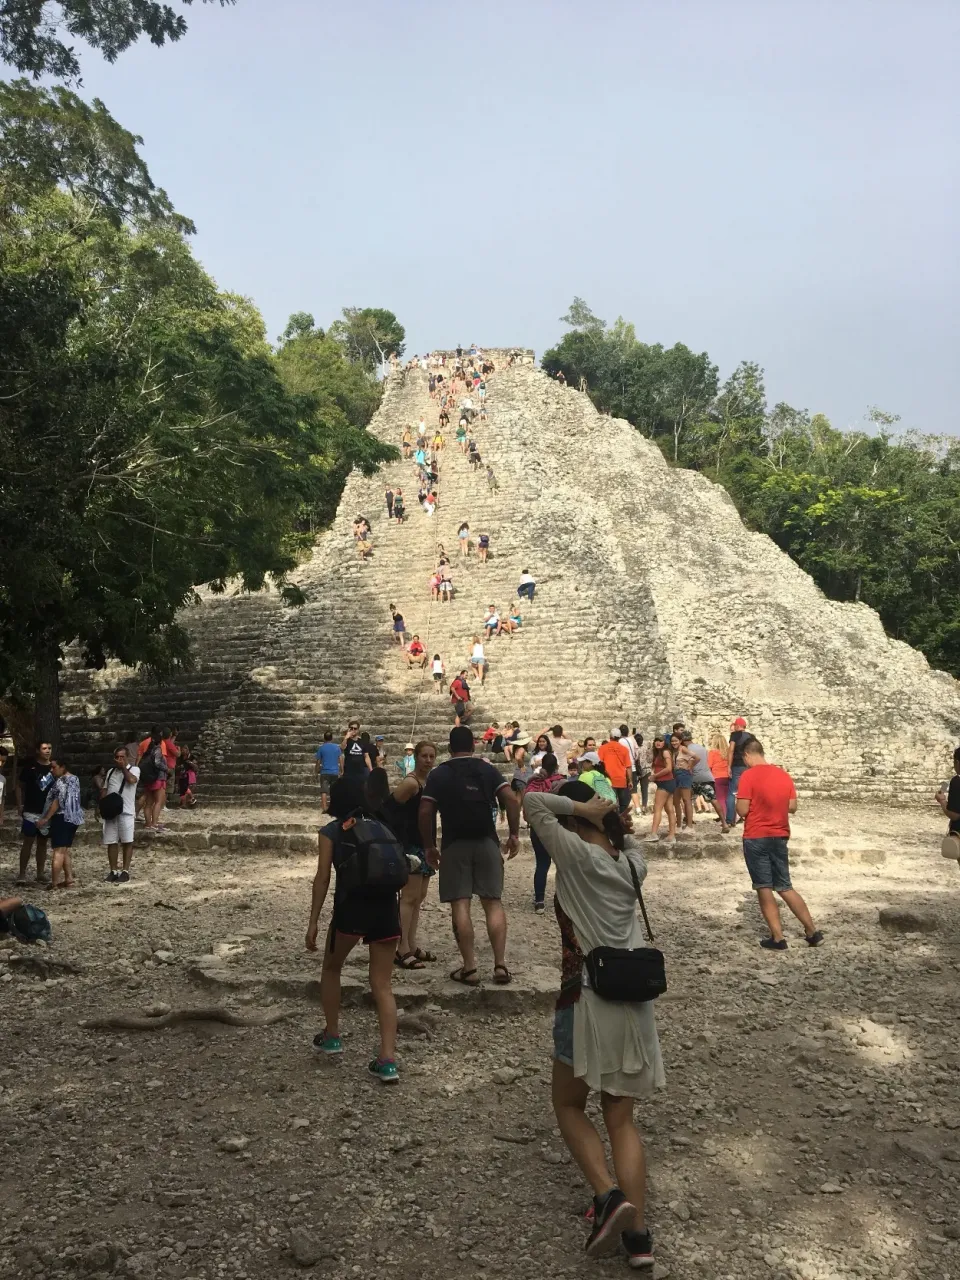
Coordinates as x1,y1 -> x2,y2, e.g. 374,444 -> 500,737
438,838 -> 503,902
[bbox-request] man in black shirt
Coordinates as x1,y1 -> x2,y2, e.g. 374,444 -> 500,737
343,731 -> 378,778
419,726 -> 520,986
16,742 -> 54,885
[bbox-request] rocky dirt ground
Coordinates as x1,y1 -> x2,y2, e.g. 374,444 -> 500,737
1,800 -> 959,1280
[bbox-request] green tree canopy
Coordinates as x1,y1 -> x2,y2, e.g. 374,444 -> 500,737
329,306 -> 406,372
0,0 -> 233,82
273,312 -> 395,531
0,83 -> 394,743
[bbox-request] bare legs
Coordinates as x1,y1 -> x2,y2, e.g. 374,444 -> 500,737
756,887 -> 817,942
18,835 -> 48,882
49,845 -> 74,889
398,873 -> 430,956
320,927 -> 397,1062
106,842 -> 134,874
649,786 -> 677,839
673,787 -> 693,829
143,787 -> 163,830
552,1062 -> 646,1228
450,896 -> 507,972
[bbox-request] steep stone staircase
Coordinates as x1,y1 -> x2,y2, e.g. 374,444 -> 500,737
59,350 -> 960,810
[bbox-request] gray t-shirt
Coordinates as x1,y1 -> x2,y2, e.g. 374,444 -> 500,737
688,744 -> 713,785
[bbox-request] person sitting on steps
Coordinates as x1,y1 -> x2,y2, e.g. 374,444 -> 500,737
501,607 -> 522,636
483,605 -> 501,638
405,635 -> 427,668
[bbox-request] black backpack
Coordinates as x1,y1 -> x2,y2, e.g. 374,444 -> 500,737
333,814 -> 408,894
138,744 -> 167,786
98,768 -> 125,819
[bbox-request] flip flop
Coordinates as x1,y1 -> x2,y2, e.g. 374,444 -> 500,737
449,966 -> 480,986
492,964 -> 513,985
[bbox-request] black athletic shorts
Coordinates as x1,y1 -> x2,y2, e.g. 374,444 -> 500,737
332,890 -> 401,945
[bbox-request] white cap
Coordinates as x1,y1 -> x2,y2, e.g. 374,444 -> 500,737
609,728 -> 621,738
578,751 -> 601,766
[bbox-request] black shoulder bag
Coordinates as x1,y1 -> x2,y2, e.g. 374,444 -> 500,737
583,857 -> 667,1003
97,768 -> 125,820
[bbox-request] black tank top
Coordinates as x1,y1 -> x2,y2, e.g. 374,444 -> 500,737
381,781 -> 422,848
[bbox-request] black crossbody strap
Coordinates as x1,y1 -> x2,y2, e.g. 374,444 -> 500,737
625,855 -> 655,943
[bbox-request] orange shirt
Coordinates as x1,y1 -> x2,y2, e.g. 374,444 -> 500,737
598,739 -> 632,789
708,749 -> 730,780
738,764 -> 796,838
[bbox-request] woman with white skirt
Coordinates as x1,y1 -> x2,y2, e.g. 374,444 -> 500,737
523,784 -> 664,1269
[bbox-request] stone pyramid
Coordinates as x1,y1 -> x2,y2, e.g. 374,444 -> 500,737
61,352 -> 960,804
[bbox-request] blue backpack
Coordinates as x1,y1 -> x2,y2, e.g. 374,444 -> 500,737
332,814 -> 408,895
10,904 -> 52,943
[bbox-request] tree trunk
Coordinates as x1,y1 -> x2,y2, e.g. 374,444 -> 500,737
34,645 -> 62,754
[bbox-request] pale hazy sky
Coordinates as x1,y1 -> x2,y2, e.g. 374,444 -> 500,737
56,0 -> 960,430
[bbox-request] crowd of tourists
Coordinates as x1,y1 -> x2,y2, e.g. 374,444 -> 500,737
0,728 -> 198,891
301,704 -> 856,1266
4,338 -> 959,1272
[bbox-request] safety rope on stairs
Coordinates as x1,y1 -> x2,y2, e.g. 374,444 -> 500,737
408,372 -> 447,743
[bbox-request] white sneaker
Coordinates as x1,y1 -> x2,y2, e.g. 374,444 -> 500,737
644,833 -> 662,843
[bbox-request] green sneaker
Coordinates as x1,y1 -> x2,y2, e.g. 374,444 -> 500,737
312,1030 -> 343,1057
368,1057 -> 399,1085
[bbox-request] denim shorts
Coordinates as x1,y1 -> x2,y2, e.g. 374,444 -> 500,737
674,768 -> 693,789
743,837 -> 793,891
552,1005 -> 574,1066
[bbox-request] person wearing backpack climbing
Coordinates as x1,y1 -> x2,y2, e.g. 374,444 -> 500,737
35,756 -> 84,890
137,727 -> 169,832
305,774 -> 406,1084
99,746 -> 141,883
419,726 -> 521,987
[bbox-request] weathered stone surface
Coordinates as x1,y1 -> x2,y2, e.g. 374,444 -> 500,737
58,357 -> 960,806
879,908 -> 938,933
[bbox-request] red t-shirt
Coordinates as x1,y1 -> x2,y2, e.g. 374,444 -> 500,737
738,764 -> 796,838
597,740 -> 632,790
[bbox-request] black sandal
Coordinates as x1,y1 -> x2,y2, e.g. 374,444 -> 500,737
396,951 -> 426,970
492,964 -> 513,985
413,948 -> 437,963
449,966 -> 480,986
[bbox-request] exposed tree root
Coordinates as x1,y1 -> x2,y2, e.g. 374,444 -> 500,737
80,1006 -> 289,1031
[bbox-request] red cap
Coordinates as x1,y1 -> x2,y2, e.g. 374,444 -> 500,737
733,717 -> 747,729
